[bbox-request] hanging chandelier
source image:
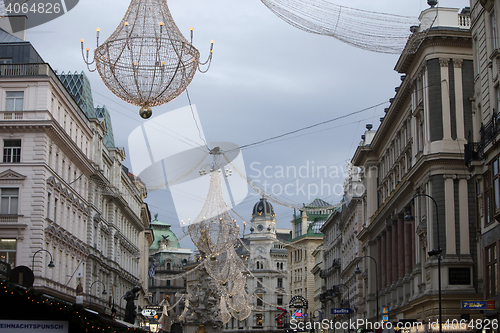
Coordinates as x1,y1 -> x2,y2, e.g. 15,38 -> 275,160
81,0 -> 213,119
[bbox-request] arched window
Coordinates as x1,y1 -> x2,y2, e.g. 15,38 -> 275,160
167,262 -> 171,270
277,262 -> 280,270
256,261 -> 260,269
280,262 -> 283,270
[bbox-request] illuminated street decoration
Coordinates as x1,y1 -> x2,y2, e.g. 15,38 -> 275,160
81,0 -> 213,119
260,0 -> 420,54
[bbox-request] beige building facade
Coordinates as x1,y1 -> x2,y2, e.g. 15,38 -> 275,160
0,29 -> 152,322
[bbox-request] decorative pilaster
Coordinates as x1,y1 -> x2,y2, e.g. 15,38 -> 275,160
392,221 -> 399,283
444,175 -> 457,254
453,59 -> 465,140
398,215 -> 405,279
386,226 -> 393,286
440,58 -> 452,140
458,178 -> 470,254
381,232 -> 387,288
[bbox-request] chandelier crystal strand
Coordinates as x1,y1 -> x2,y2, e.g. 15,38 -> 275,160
260,0 -> 419,54
188,169 -> 240,255
219,295 -> 232,325
82,0 -> 213,119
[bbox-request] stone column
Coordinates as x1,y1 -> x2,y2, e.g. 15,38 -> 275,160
381,232 -> 387,288
453,59 -> 465,140
458,178 -> 470,254
444,176 -> 457,254
377,236 -> 382,291
392,221 -> 398,283
440,58 -> 452,140
386,226 -> 392,286
404,217 -> 412,276
398,215 -> 405,279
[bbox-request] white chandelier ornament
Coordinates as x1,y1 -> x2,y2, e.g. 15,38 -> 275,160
81,0 -> 213,119
187,169 -> 240,255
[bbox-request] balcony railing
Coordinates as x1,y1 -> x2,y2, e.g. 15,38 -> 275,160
465,110 -> 500,166
0,215 -> 18,223
0,63 -> 51,77
458,13 -> 471,29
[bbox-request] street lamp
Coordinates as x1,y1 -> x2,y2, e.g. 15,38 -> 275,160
31,249 -> 55,271
89,280 -> 107,306
355,255 -> 378,322
335,283 -> 351,326
405,193 -> 442,333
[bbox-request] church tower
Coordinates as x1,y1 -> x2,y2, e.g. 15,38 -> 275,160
232,197 -> 289,332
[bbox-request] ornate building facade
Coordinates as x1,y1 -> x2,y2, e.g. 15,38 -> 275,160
228,197 -> 290,333
320,162 -> 364,325
352,3 -> 481,324
147,213 -> 192,332
286,199 -> 334,321
0,28 -> 152,321
468,0 -> 500,323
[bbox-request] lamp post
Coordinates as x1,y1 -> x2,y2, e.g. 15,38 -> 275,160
334,283 -> 351,330
89,280 -> 107,306
405,194 -> 442,333
355,255 -> 378,322
31,249 -> 55,271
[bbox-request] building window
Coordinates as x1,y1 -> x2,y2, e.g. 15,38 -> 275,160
255,314 -> 263,326
277,277 -> 283,288
0,59 -> 12,64
492,11 -> 498,50
277,294 -> 283,306
486,243 -> 498,298
5,91 -> 23,111
0,238 -> 16,267
295,221 -> 302,237
1,188 -> 18,215
256,294 -> 263,307
3,139 -> 21,163
167,280 -> 171,287
485,170 -> 493,226
54,197 -> 58,223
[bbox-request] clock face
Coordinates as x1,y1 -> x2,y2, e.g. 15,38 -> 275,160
257,224 -> 264,231
256,247 -> 264,254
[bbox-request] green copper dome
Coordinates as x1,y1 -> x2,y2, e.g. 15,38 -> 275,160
149,214 -> 180,251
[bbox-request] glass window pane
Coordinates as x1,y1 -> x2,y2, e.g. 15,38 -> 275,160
5,99 -> 14,111
0,239 -> 16,250
494,179 -> 499,211
10,197 -> 17,214
494,160 -> 498,175
15,99 -> 23,111
2,188 -> 18,196
6,92 -> 23,98
3,148 -> 10,163
1,199 -> 9,214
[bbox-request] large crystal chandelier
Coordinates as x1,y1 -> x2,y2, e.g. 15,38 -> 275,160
81,0 -> 213,119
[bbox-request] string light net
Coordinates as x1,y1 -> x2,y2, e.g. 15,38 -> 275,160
94,0 -> 200,110
227,289 -> 252,321
204,248 -> 246,285
219,295 -> 232,325
188,169 -> 240,255
260,0 -> 420,54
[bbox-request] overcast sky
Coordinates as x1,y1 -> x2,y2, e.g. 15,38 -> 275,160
26,0 -> 471,249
